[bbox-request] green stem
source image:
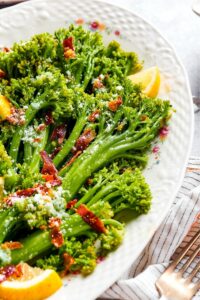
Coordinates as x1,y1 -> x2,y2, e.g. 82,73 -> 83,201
54,115 -> 87,168
29,126 -> 49,173
24,143 -> 32,164
0,209 -> 18,243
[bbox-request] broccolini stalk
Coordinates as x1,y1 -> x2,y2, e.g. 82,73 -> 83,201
8,70 -> 74,162
61,97 -> 171,201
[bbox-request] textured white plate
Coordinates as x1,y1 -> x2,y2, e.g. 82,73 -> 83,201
0,1 -> 194,299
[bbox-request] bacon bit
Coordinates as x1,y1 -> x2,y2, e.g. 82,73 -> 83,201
63,37 -> 75,60
65,150 -> 82,167
16,187 -> 37,197
73,128 -> 96,153
75,18 -> 84,25
0,69 -> 6,78
114,30 -> 120,36
6,107 -> 25,125
88,109 -> 100,122
64,48 -> 76,59
108,96 -> 123,112
93,78 -> 104,89
63,37 -> 74,50
76,204 -> 106,233
66,199 -> 78,210
1,241 -> 23,250
33,138 -> 41,143
36,123 -> 46,132
2,47 -> 10,53
49,217 -> 64,248
40,151 -> 62,186
63,253 -> 74,273
40,150 -> 58,176
0,265 -> 22,283
50,146 -> 61,159
90,21 -> 99,30
51,124 -> 66,145
44,111 -> 54,125
49,217 -> 62,229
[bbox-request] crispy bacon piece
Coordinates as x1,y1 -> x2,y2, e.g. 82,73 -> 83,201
44,111 -> 54,125
0,265 -> 22,283
6,107 -> 25,125
33,138 -> 41,143
16,188 -> 37,197
49,217 -> 64,248
40,151 -> 62,186
76,204 -> 106,233
73,129 -> 96,153
36,123 -> 46,132
0,69 -> 6,78
63,37 -> 74,50
88,109 -> 100,122
51,125 -> 66,144
1,241 -> 23,250
63,37 -> 75,59
49,217 -> 62,229
40,150 -> 58,176
108,96 -> 123,112
66,199 -> 78,210
63,253 -> 74,273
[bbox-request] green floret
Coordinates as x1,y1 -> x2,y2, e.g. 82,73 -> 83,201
0,33 -> 58,78
100,225 -> 124,254
0,141 -> 12,176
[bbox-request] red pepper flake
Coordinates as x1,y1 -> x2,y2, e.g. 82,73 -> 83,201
88,109 -> 100,122
76,204 -> 106,233
1,241 -> 23,250
73,128 -> 96,153
63,253 -> 74,273
66,199 -> 78,210
51,124 -> 66,145
0,69 -> 6,78
36,123 -> 46,132
114,30 -> 120,36
96,256 -> 105,264
49,217 -> 64,248
50,146 -> 61,159
64,49 -> 76,59
0,265 -> 22,283
44,111 -> 54,125
159,125 -> 169,140
108,96 -> 123,112
90,21 -> 99,30
152,145 -> 160,154
6,107 -> 25,125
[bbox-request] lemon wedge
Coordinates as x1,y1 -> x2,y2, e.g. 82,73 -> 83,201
0,263 -> 62,300
0,95 -> 12,121
128,66 -> 161,98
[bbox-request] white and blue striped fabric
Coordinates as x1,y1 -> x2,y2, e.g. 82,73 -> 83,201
100,157 -> 200,300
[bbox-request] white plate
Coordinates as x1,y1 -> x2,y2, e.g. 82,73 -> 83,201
0,1 -> 194,299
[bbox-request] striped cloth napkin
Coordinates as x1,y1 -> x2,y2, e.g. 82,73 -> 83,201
100,157 -> 200,300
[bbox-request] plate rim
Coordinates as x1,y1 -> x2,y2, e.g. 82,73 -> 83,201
0,0 -> 194,299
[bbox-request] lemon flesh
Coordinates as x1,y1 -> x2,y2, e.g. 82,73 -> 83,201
128,66 -> 161,98
0,264 -> 62,300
